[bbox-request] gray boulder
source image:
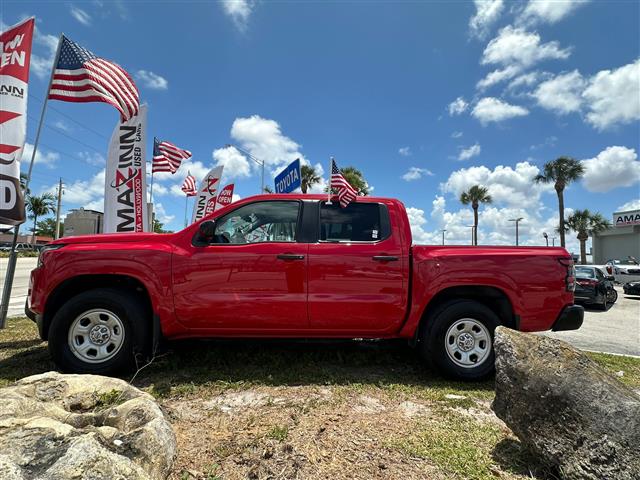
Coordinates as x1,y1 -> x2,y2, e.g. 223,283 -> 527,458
492,327 -> 640,480
0,371 -> 176,480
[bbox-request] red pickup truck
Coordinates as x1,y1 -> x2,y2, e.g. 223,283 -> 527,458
27,194 -> 583,380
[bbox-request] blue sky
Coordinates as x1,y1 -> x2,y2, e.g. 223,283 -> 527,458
2,0 -> 639,252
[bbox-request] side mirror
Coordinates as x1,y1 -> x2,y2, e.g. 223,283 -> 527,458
606,275 -> 615,281
198,220 -> 215,242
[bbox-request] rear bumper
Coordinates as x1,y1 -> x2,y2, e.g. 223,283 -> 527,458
551,304 -> 584,331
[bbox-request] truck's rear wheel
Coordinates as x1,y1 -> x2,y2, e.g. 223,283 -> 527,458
421,300 -> 499,380
48,288 -> 148,375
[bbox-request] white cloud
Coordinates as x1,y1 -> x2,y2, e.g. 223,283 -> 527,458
53,120 -> 71,132
22,143 -> 59,168
469,0 -> 504,39
154,159 -> 212,186
229,115 -> 307,176
31,27 -> 59,79
135,70 -> 168,90
481,26 -> 571,69
458,143 -> 481,161
582,59 -> 640,130
441,161 -> 551,207
212,146 -> 251,179
151,183 -> 169,197
477,65 -> 521,90
70,6 -> 92,25
507,70 -> 546,90
154,202 -> 175,225
581,146 -> 640,193
50,169 -> 105,209
448,97 -> 468,116
406,207 -> 433,243
617,199 -> 640,212
533,70 -> 586,114
451,131 -> 463,138
520,0 -> 589,25
402,167 -> 433,181
221,0 -> 256,31
471,97 -> 529,124
398,146 -> 412,156
77,151 -> 106,167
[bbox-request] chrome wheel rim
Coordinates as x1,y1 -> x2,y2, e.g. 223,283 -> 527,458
445,318 -> 491,369
68,309 -> 125,364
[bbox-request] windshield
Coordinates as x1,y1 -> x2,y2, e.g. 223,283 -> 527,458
575,267 -> 595,279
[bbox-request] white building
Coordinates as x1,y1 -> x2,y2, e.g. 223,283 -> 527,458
591,209 -> 640,264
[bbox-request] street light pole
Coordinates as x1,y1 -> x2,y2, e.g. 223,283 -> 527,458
508,217 -> 524,246
440,229 -> 447,245
224,144 -> 266,193
543,232 -> 549,247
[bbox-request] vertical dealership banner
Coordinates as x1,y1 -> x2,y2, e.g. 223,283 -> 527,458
104,104 -> 149,233
0,17 -> 34,225
192,166 -> 224,223
215,183 -> 234,210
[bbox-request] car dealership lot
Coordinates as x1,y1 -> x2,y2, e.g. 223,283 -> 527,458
2,258 -> 639,356
543,285 -> 640,357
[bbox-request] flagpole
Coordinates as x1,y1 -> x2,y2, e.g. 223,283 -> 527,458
326,157 -> 333,205
184,195 -> 188,228
0,32 -> 64,329
149,137 -> 156,202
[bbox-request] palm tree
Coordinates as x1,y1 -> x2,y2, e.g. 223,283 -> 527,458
301,165 -> 321,194
26,193 -> 55,244
534,157 -> 584,248
565,209 -> 610,265
339,166 -> 369,195
460,185 -> 492,246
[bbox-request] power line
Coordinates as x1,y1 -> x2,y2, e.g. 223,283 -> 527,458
27,92 -> 110,141
26,113 -> 106,156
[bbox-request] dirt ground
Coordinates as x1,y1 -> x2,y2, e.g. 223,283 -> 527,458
2,317 -> 639,480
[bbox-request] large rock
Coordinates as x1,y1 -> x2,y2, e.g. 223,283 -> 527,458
492,327 -> 640,480
0,371 -> 176,480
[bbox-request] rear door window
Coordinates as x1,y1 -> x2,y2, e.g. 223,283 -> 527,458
319,202 -> 389,242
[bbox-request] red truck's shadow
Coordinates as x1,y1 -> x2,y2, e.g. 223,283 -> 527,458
134,338 -> 496,393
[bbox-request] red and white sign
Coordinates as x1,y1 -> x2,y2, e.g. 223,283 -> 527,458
104,105 -> 148,233
215,183 -> 234,210
192,166 -> 224,223
0,17 -> 34,225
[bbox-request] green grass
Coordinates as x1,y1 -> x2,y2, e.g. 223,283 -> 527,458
585,351 -> 640,388
2,316 -> 639,395
390,411 -> 505,480
266,425 -> 289,442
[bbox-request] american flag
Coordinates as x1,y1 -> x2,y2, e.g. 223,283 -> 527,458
152,137 -> 192,174
330,158 -> 358,207
181,173 -> 197,196
48,35 -> 139,121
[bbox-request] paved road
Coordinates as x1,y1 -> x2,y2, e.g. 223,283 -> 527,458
0,257 -> 38,318
2,258 -> 639,356
544,285 -> 640,357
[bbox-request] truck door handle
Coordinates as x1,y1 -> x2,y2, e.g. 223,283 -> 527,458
277,254 -> 305,261
372,255 -> 399,262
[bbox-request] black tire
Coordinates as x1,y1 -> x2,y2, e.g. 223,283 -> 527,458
419,300 -> 500,381
48,288 -> 149,375
607,288 -> 618,304
599,295 -> 608,311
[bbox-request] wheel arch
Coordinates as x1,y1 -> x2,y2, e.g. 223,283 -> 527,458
416,285 -> 517,341
42,274 -> 153,341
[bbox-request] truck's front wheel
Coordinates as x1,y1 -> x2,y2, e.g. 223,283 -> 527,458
48,288 -> 148,375
421,300 -> 499,380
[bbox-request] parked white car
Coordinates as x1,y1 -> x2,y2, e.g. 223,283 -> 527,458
598,257 -> 640,283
